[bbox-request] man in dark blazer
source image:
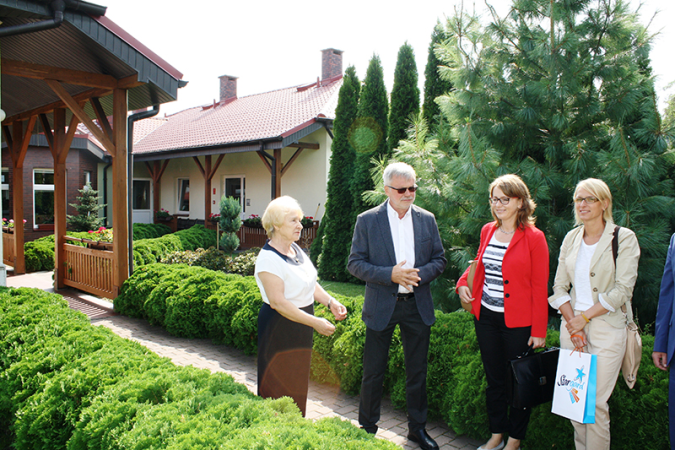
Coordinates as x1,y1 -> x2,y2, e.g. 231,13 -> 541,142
653,232 -> 675,450
348,162 -> 446,450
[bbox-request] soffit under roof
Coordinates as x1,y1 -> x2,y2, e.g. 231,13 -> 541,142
0,0 -> 183,125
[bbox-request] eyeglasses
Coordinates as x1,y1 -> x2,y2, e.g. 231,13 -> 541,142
574,197 -> 599,204
489,197 -> 512,205
387,185 -> 417,194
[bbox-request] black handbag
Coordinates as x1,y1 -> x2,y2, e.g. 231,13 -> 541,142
506,346 -> 560,409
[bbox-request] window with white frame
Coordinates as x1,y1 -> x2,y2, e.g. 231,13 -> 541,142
34,169 -> 55,226
84,171 -> 92,190
177,178 -> 190,212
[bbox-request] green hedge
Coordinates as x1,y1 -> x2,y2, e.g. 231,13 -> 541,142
22,224 -> 172,272
116,265 -> 670,449
132,225 -> 216,267
0,287 -> 396,450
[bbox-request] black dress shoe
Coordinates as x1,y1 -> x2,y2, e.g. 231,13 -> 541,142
407,429 -> 439,450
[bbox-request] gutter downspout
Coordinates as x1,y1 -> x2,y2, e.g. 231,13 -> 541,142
127,105 -> 159,276
0,0 -> 66,38
102,161 -> 111,226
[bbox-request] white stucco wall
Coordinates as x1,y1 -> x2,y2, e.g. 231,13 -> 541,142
128,127 -> 332,222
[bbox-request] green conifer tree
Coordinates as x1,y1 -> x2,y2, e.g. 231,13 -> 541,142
350,55 -> 388,219
388,43 -> 420,155
422,22 -> 452,127
395,0 -> 674,324
315,66 -> 361,281
67,182 -> 105,232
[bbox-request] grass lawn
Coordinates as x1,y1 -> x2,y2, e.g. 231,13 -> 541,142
318,279 -> 365,298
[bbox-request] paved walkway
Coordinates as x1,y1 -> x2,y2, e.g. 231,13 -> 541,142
6,271 -> 480,450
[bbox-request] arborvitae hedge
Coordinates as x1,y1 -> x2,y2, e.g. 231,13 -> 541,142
0,287 -> 397,450
114,265 -> 669,448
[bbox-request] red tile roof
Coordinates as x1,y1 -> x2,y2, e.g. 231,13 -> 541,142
132,76 -> 343,155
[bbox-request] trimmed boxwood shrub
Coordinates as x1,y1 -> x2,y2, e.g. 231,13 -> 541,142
0,287 -> 397,450
115,264 -> 670,448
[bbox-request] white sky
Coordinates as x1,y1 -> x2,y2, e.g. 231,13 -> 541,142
103,0 -> 675,117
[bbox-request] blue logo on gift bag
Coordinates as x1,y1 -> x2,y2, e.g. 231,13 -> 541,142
557,364 -> 587,404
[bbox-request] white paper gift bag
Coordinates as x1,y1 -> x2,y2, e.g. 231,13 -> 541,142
551,349 -> 597,423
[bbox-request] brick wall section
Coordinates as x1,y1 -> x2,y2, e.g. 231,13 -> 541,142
219,75 -> 238,102
1,146 -> 102,242
321,48 -> 343,81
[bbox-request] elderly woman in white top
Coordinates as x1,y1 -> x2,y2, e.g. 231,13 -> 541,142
548,178 -> 640,450
254,196 -> 347,416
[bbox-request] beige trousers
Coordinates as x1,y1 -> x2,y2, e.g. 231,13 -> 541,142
560,315 -> 626,450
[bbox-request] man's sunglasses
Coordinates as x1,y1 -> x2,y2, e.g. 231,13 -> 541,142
386,185 -> 418,194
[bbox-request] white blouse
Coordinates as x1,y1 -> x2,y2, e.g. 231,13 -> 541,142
254,242 -> 317,308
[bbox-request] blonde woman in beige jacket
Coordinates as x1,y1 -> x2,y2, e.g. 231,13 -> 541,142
549,178 -> 640,450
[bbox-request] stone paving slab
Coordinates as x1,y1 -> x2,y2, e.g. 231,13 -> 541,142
7,271 -> 480,450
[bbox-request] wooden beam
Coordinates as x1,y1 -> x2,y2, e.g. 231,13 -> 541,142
2,58 -> 118,89
145,160 -> 169,217
193,156 -> 205,177
60,113 -> 82,165
2,125 -> 12,150
204,155 -> 212,224
45,79 -> 116,155
38,113 -> 54,152
53,108 -> 67,289
9,117 -> 36,275
111,88 -> 129,296
274,149 -> 282,198
281,148 -> 304,176
4,87 -> 111,125
257,150 -> 272,173
90,97 -> 114,143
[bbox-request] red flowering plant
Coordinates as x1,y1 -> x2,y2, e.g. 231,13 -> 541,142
155,208 -> 171,219
242,214 -> 262,228
3,218 -> 27,228
88,226 -> 113,243
209,212 -> 221,223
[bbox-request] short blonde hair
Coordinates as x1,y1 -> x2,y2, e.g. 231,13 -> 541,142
489,174 -> 537,228
262,196 -> 303,238
573,178 -> 613,225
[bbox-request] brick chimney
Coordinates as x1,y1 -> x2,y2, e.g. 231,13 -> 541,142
321,48 -> 343,81
218,75 -> 238,103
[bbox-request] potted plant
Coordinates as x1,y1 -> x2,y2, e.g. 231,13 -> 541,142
85,226 -> 113,249
3,218 -> 27,233
155,208 -> 172,222
209,212 -> 221,224
301,216 -> 315,228
242,214 -> 262,228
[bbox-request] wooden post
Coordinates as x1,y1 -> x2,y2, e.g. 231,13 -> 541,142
204,155 -> 212,227
274,149 -> 282,198
53,108 -> 67,288
9,117 -> 36,274
111,88 -> 129,296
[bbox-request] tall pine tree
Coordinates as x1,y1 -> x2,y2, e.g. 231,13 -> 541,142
395,0 -> 674,325
422,22 -> 452,127
388,43 -> 420,155
350,55 -> 389,219
316,66 -> 361,281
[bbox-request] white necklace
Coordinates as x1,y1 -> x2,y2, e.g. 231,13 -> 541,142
499,226 -> 516,235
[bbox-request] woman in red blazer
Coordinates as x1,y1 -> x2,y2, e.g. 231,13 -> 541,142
457,174 -> 549,450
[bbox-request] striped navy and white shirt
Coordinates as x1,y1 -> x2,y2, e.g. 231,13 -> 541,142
481,234 -> 510,312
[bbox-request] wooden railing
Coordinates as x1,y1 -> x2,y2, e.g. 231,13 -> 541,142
63,242 -> 114,298
2,231 -> 15,266
237,223 -> 319,250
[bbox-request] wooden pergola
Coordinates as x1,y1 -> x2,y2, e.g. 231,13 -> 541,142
0,0 -> 184,296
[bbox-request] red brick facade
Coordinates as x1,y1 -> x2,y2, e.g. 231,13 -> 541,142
1,145 -> 102,242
